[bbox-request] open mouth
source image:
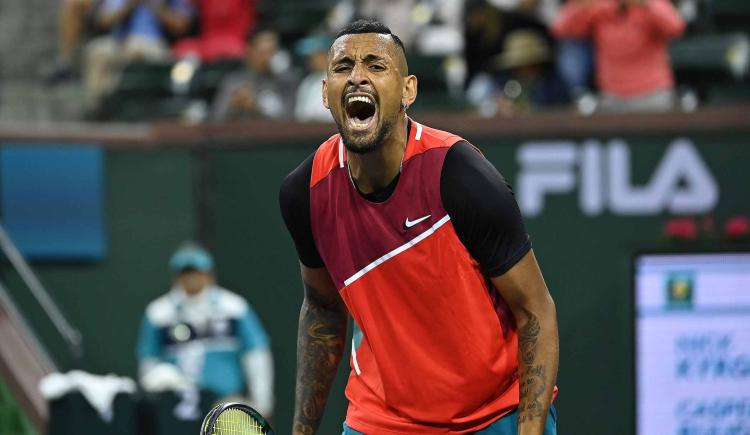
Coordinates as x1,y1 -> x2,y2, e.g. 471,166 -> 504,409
344,94 -> 377,132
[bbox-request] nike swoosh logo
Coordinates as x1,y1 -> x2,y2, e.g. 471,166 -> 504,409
404,214 -> 431,229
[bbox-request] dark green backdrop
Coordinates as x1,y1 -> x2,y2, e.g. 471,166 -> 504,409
3,131 -> 749,434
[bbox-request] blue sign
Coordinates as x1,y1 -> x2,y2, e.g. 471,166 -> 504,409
0,145 -> 107,260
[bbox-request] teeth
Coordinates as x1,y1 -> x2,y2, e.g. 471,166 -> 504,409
347,95 -> 373,105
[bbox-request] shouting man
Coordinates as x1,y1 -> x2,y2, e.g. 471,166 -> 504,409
280,19 -> 559,435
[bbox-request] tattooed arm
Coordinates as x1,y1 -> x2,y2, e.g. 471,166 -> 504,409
292,264 -> 348,435
491,250 -> 559,435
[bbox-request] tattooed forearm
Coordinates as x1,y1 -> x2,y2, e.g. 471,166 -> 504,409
518,310 -> 546,424
292,285 -> 347,435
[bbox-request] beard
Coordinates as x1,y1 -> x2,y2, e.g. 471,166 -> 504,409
335,114 -> 395,155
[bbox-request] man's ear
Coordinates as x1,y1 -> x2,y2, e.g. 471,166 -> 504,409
322,79 -> 330,109
402,75 -> 418,109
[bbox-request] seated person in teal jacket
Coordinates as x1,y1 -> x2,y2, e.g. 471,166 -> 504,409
136,242 -> 274,417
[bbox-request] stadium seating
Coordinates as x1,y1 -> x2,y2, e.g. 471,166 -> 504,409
99,62 -> 179,121
405,54 -> 467,112
114,62 -> 175,98
707,0 -> 750,32
92,1 -> 750,121
261,0 -> 338,41
190,59 -> 244,101
101,59 -> 243,121
671,33 -> 749,78
670,32 -> 750,103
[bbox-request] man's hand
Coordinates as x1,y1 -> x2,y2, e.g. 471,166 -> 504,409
229,87 -> 256,112
97,0 -> 139,30
491,250 -> 558,435
147,0 -> 190,35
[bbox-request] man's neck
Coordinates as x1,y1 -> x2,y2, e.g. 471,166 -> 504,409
347,116 -> 409,194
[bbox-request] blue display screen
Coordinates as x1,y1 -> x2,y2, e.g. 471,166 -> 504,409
0,145 -> 107,260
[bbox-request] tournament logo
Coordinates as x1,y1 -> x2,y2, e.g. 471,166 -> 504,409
666,272 -> 694,308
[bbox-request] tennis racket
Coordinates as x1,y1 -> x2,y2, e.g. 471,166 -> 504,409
200,402 -> 275,435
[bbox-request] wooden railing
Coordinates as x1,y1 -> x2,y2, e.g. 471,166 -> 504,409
0,286 -> 54,432
0,105 -> 748,148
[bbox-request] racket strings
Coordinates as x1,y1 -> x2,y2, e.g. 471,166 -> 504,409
213,408 -> 266,435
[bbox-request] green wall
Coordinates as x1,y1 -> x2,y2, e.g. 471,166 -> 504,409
477,133 -> 750,434
2,132 -> 748,434
2,150 -> 195,374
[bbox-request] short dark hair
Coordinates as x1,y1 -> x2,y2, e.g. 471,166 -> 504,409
335,19 -> 407,57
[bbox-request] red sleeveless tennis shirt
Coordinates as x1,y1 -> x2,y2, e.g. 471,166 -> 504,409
309,122 -> 520,434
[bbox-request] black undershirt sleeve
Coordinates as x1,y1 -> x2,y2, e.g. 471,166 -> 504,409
440,141 -> 532,277
278,152 -> 325,268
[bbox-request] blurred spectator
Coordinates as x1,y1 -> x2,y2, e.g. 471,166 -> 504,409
361,0 -> 419,48
464,0 -> 549,85
414,0 -> 466,56
488,0 -> 559,27
485,0 -> 594,98
496,29 -> 569,112
294,34 -> 333,123
83,0 -> 192,110
173,0 -> 256,62
43,0 -> 101,84
552,0 -> 686,113
556,37 -> 593,101
211,30 -> 297,122
468,29 -> 568,116
328,0 -> 464,55
137,242 -> 274,417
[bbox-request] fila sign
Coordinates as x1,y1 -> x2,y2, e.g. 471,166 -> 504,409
517,139 -> 719,217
